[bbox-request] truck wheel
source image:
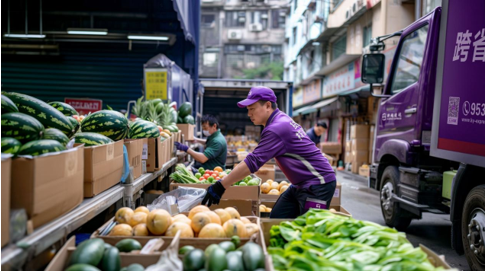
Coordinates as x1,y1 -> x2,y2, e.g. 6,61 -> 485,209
380,165 -> 412,231
461,185 -> 485,270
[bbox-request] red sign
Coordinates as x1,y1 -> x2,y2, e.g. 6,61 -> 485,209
64,98 -> 103,115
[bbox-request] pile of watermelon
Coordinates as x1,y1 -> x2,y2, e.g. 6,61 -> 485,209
1,92 -> 177,157
177,102 -> 195,125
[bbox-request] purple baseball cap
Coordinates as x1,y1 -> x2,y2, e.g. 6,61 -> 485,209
237,86 -> 277,108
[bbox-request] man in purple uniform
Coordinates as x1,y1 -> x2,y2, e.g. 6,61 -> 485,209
202,86 -> 336,218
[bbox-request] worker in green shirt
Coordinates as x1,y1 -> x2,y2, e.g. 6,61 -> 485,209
175,115 -> 227,170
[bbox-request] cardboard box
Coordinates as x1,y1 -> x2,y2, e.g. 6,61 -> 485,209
83,140 -> 124,197
352,150 -> 369,163
2,156 -> 11,247
345,140 -> 352,151
344,151 -> 353,163
177,124 -> 195,141
332,182 -> 342,207
255,165 -> 275,182
124,139 -> 144,179
359,166 -> 370,177
351,138 -> 370,151
169,183 -> 260,201
209,200 -> 257,216
11,146 -> 84,229
45,236 -> 166,271
91,216 -> 261,249
320,142 -> 342,154
145,137 -> 163,172
351,124 -> 369,139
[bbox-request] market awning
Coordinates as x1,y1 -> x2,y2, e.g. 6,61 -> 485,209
338,85 -> 371,99
311,96 -> 339,109
172,0 -> 197,44
292,105 -> 317,117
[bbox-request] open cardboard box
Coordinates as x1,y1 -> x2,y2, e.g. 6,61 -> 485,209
81,140 -> 124,197
2,156 -> 11,247
11,145 -> 84,229
91,216 -> 262,250
169,183 -> 260,201
255,165 -> 275,182
45,235 -> 177,271
260,213 -> 451,271
176,124 -> 195,141
259,202 -> 351,218
260,181 -> 342,206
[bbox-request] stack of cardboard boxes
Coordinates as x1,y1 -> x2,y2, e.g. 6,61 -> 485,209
351,124 -> 369,174
244,125 -> 261,140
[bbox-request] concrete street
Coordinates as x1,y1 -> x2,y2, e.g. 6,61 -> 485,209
337,171 -> 470,271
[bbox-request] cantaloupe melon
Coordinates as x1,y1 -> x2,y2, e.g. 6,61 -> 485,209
110,224 -> 133,236
115,207 -> 134,224
223,219 -> 247,238
191,212 -> 211,233
146,209 -> 172,235
133,224 -> 149,236
188,205 -> 210,220
224,207 -> 241,220
165,222 -> 194,238
198,223 -> 226,238
204,211 -> 222,225
214,209 -> 231,225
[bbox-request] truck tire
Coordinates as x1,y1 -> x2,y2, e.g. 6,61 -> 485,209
461,185 -> 485,270
380,165 -> 412,231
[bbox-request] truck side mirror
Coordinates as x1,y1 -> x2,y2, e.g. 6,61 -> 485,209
361,54 -> 385,84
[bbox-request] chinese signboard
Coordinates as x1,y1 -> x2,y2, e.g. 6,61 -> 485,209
64,98 -> 102,115
434,0 -> 485,159
293,87 -> 303,107
323,62 -> 355,97
144,69 -> 168,100
303,79 -> 321,104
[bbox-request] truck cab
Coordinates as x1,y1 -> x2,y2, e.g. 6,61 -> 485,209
362,1 -> 485,268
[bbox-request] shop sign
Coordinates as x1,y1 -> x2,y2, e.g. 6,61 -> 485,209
303,79 -> 321,104
64,98 -> 102,115
366,0 -> 381,8
293,87 -> 303,107
144,68 -> 168,100
323,62 -> 355,97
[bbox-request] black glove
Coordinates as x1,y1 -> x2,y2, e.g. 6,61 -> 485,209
202,181 -> 226,207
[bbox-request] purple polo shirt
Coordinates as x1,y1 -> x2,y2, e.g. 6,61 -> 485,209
244,109 -> 336,188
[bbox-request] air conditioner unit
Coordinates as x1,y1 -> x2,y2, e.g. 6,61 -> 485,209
345,9 -> 351,19
249,23 -> 263,32
228,30 -> 243,40
261,13 -> 268,19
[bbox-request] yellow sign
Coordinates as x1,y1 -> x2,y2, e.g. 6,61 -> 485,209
145,71 -> 167,100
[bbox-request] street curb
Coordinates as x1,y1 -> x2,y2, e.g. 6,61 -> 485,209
337,170 -> 368,183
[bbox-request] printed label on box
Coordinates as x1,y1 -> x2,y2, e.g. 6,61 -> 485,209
65,151 -> 78,177
333,188 -> 340,198
142,144 -> 148,160
142,160 -> 147,173
106,144 -> 115,161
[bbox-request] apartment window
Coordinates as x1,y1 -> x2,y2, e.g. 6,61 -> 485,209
292,27 -> 297,45
203,52 -> 218,67
251,11 -> 268,30
202,14 -> 216,28
425,0 -> 442,13
331,35 -> 346,61
226,11 -> 246,27
363,24 -> 372,47
332,0 -> 343,11
294,0 -> 298,11
271,9 -> 285,29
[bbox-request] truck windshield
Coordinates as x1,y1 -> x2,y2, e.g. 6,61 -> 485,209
390,24 -> 429,94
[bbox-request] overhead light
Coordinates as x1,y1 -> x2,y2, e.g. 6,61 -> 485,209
127,35 -> 169,41
4,34 -> 46,38
67,28 -> 108,35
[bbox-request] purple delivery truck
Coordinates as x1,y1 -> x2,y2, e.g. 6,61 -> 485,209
360,0 -> 485,268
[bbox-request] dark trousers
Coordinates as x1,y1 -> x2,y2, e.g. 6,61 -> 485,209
269,181 -> 337,219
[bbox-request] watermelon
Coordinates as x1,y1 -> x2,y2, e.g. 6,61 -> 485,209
184,115 -> 195,125
177,116 -> 183,124
1,95 -> 19,114
129,120 -> 160,139
1,112 -> 45,143
43,128 -> 70,146
48,102 -> 78,116
4,92 -> 74,136
80,110 -> 129,141
67,116 -> 80,134
178,102 -> 192,118
74,132 -> 113,146
165,125 -> 179,133
1,137 -> 22,155
150,98 -> 163,106
156,102 -> 164,114
170,108 -> 178,123
18,139 -> 66,156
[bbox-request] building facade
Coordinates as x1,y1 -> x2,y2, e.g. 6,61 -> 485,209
286,0 -> 441,169
199,0 -> 289,79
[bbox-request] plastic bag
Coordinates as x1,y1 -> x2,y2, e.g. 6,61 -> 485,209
147,187 -> 206,215
145,231 -> 182,271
